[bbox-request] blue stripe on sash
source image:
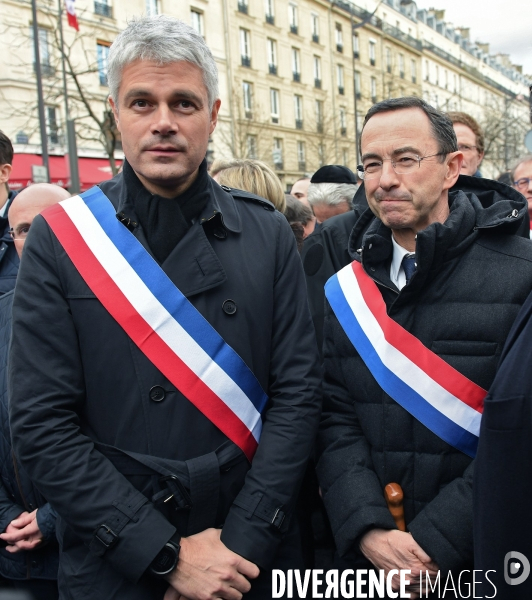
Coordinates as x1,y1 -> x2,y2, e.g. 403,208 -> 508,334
326,274 -> 478,458
82,187 -> 268,414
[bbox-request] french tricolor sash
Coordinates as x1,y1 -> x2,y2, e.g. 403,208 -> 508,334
42,186 -> 268,462
325,261 -> 486,458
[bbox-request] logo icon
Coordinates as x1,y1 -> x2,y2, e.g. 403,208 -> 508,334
504,551 -> 531,586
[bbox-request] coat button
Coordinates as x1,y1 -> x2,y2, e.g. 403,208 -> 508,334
149,386 -> 166,402
222,299 -> 237,315
213,227 -> 227,239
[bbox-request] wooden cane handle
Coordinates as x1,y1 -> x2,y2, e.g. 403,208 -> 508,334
385,483 -> 406,532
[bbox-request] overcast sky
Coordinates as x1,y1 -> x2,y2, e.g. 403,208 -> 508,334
414,0 -> 532,75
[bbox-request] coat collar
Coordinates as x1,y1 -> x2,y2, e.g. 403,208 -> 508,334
98,172 -> 243,297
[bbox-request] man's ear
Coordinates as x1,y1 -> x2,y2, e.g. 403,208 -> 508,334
0,163 -> 12,185
209,99 -> 222,135
443,151 -> 462,190
108,96 -> 120,132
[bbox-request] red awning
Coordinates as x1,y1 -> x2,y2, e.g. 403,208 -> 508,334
9,154 -> 122,192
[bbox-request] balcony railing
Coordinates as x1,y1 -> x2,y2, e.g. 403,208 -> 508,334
298,161 -> 306,171
295,119 -> 303,130
353,51 -> 359,59
34,62 -> 55,77
269,64 -> 277,75
355,91 -> 361,100
290,25 -> 298,35
338,86 -> 345,95
265,14 -> 274,24
341,127 -> 347,136
336,43 -> 343,53
400,71 -> 404,79
314,78 -> 321,89
271,116 -> 279,124
312,34 -> 319,44
245,110 -> 253,119
387,65 -> 392,74
412,76 -> 417,84
241,55 -> 251,67
293,72 -> 301,83
371,96 -> 377,104
370,58 -> 376,67
274,162 -> 284,170
238,2 -> 248,14
316,122 -> 323,133
94,1 -> 112,17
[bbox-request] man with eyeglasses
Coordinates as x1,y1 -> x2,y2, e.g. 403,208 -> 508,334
447,112 -> 485,177
512,155 -> 532,230
316,97 -> 532,598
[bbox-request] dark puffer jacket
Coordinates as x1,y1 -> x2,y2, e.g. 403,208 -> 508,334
0,290 -> 58,580
0,192 -> 20,296
317,186 -> 532,573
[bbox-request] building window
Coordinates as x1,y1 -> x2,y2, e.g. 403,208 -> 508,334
46,105 -> 59,145
342,148 -> 348,166
265,0 -> 275,24
297,141 -> 306,171
444,69 -> 448,89
311,13 -> 319,43
369,40 -> 376,66
353,33 -> 359,58
267,39 -> 278,74
318,143 -> 325,167
411,59 -> 416,84
273,138 -> 283,169
145,0 -> 158,16
32,28 -> 54,77
270,88 -> 280,123
370,76 -> 377,103
238,0 -> 248,14
94,0 -> 112,17
315,99 -> 323,132
313,56 -> 321,88
246,135 -> 257,159
386,47 -> 392,73
354,70 -> 361,99
335,23 -> 343,53
337,64 -> 344,95
453,73 -> 457,92
292,48 -> 301,82
340,107 -> 346,136
97,42 -> 110,85
435,65 -> 439,86
243,81 -> 253,118
425,60 -> 430,82
288,3 -> 298,34
294,94 -> 303,129
399,53 -> 404,79
240,29 -> 251,67
190,9 -> 204,37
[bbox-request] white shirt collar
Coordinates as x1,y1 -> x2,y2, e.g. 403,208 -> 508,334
390,234 -> 415,290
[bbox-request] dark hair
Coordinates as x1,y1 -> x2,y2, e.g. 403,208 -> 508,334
0,130 -> 13,166
283,194 -> 314,226
361,97 -> 457,159
447,111 -> 485,154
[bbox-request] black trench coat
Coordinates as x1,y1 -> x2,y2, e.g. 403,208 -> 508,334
8,174 -> 322,599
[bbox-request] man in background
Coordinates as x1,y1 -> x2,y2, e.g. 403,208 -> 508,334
290,177 -> 311,206
0,132 -> 19,296
512,155 -> 532,218
0,183 -> 70,599
448,112 -> 485,177
307,165 -> 358,223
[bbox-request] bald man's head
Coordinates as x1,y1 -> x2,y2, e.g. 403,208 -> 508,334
9,183 -> 71,257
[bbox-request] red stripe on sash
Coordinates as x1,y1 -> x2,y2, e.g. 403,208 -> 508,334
43,204 -> 258,461
352,261 -> 486,412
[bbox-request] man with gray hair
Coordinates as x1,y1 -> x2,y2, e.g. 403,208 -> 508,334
511,155 -> 532,231
8,15 -> 320,600
307,165 -> 358,223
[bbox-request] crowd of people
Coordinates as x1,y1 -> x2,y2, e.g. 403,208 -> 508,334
0,13 -> 532,600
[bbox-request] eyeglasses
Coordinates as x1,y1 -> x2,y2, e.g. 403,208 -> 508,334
514,178 -> 532,191
457,144 -> 478,153
356,152 -> 446,180
9,226 -> 30,241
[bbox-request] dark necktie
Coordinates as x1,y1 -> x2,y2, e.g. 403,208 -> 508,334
402,254 -> 417,284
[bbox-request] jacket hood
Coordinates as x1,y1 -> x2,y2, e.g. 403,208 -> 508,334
347,174 -> 528,262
